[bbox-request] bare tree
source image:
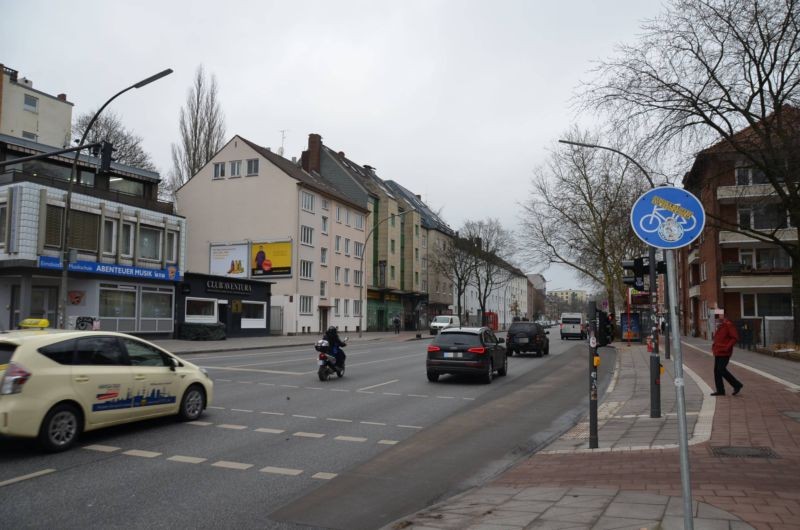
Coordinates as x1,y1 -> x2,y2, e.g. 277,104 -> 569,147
584,0 -> 800,340
518,129 -> 650,317
167,65 -> 226,197
461,219 -> 515,325
431,237 -> 479,322
72,110 -> 156,170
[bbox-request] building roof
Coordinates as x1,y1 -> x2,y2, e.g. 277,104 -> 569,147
321,145 -> 397,201
383,180 -> 454,236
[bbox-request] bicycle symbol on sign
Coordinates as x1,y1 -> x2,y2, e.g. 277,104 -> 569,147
638,203 -> 697,243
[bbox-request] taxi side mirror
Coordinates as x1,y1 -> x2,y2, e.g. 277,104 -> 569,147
168,357 -> 179,371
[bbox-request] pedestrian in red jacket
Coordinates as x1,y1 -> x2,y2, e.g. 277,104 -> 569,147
711,315 -> 743,396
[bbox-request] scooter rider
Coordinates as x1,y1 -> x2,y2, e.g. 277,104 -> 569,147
323,326 -> 346,370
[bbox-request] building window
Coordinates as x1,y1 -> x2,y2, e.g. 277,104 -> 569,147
344,299 -> 350,317
241,301 -> 266,328
415,224 -> 419,236
700,262 -> 707,282
344,268 -> 350,285
230,160 -> 241,177
742,293 -> 792,317
738,205 -> 790,230
334,298 -> 340,316
321,198 -> 329,210
354,241 -> 364,258
102,219 -> 117,255
320,247 -> 328,265
109,177 -> 144,197
422,257 -> 427,271
56,209 -> 99,252
321,216 -> 329,234
422,234 -> 427,248
246,159 -> 259,176
335,235 -> 341,253
336,206 -> 342,223
100,288 -> 137,319
139,226 -> 162,261
213,162 -> 225,179
354,300 -> 362,317
300,225 -> 314,246
300,259 -> 313,279
24,94 -> 38,113
422,279 -> 428,291
301,191 -> 315,212
320,281 -> 327,297
391,214 -> 396,227
415,247 -> 419,261
742,294 -> 756,317
755,247 -> 792,270
140,287 -> 174,324
415,271 -> 419,285
390,239 -> 395,253
22,131 -> 38,141
354,213 -> 364,230
335,266 -> 341,284
354,270 -> 362,286
0,202 -> 6,244
390,265 -> 395,280
736,166 -> 769,185
345,209 -> 351,226
299,295 -> 313,315
185,297 -> 216,323
344,238 -> 351,255
121,222 -> 134,257
166,231 -> 179,263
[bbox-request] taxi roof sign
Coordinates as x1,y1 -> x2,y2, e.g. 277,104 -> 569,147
19,318 -> 50,329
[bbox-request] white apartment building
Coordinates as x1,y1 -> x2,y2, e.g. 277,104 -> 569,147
176,135 -> 369,335
0,65 -> 73,148
459,265 -> 530,329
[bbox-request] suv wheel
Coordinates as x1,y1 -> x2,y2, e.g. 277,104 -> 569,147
427,371 -> 439,382
497,354 -> 508,377
482,359 -> 494,384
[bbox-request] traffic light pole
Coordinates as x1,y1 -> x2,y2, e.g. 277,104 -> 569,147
588,301 -> 599,449
649,246 -> 661,418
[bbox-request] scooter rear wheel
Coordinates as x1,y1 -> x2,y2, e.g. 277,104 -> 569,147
318,366 -> 329,381
336,365 -> 345,378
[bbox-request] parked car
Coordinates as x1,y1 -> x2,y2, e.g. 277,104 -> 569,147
560,312 -> 586,340
426,326 -> 507,383
429,315 -> 461,335
506,321 -> 550,356
0,329 -> 213,452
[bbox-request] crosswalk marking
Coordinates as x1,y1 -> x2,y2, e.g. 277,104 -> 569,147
123,449 -> 161,458
217,424 -> 248,430
187,421 -> 213,426
255,427 -> 285,434
378,440 -> 399,445
168,455 -> 207,464
83,444 -> 120,452
312,472 -> 337,480
231,409 -> 254,413
335,436 -> 367,443
293,432 -> 325,438
212,461 -> 253,470
260,466 -> 303,476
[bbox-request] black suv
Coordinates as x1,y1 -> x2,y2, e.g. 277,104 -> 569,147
426,326 -> 507,384
506,321 -> 549,357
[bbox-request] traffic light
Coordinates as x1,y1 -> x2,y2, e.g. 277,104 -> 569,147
622,257 -> 645,291
99,141 -> 116,174
597,310 -> 614,347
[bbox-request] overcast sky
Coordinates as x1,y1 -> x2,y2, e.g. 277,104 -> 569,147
2,0 -> 665,291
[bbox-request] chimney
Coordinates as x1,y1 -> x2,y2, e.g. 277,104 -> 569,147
415,194 -> 422,200
57,93 -> 67,101
304,133 -> 322,173
338,151 -> 345,158
364,165 -> 376,175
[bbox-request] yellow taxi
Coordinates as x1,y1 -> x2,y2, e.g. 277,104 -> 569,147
0,326 -> 213,452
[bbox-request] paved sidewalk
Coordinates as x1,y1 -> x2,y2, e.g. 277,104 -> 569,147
388,340 -> 800,530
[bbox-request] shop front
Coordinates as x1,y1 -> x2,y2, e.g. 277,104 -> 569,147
176,273 -> 273,338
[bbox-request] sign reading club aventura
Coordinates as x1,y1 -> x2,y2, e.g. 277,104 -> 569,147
38,256 -> 181,281
630,187 -> 706,249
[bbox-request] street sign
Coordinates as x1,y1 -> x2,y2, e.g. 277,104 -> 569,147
630,187 -> 705,249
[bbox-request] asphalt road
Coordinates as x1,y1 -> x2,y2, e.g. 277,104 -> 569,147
0,334 -> 615,529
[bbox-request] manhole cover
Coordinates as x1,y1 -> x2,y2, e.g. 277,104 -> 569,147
711,446 -> 780,458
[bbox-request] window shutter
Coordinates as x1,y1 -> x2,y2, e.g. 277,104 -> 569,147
45,205 -> 63,247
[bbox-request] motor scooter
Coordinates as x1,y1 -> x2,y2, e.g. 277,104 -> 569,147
315,338 -> 347,381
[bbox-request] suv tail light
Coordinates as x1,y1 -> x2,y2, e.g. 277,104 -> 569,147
427,345 -> 441,353
0,362 -> 32,395
467,347 -> 486,355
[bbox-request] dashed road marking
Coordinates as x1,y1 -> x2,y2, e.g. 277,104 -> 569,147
201,366 -> 304,375
240,381 -> 254,384
335,436 -> 367,443
397,425 -> 422,430
378,440 -> 399,445
436,396 -> 455,399
187,421 -> 213,426
360,421 -> 386,426
260,411 -> 284,416
312,472 -> 337,480
463,397 -> 475,401
326,418 -> 352,423
83,444 -> 120,452
258,383 -> 275,386
293,432 -> 325,438
123,449 -> 161,458
330,388 -> 350,392
306,387 -> 324,390
209,406 -> 226,410
356,391 -> 375,394
255,427 -> 285,434
358,379 -> 400,392
231,409 -> 254,413
260,466 -> 303,476
212,461 -> 253,470
280,385 -> 300,389
382,392 -> 402,396
216,379 -> 233,382
0,469 -> 56,488
408,394 -> 428,398
292,414 -> 317,419
168,455 -> 207,464
218,424 -> 248,430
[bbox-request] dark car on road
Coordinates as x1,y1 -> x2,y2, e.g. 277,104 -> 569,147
505,321 -> 549,357
426,327 -> 507,384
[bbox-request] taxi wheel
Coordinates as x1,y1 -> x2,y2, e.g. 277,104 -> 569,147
178,385 -> 206,421
39,403 -> 82,453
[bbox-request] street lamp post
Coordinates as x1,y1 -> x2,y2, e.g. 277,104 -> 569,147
58,69 -> 173,329
358,209 -> 415,337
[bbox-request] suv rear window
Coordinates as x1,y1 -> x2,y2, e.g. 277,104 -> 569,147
0,343 -> 17,365
562,318 -> 581,324
433,332 -> 482,347
508,323 -> 538,333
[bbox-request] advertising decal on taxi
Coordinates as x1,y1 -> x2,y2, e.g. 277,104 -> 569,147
93,384 -> 176,411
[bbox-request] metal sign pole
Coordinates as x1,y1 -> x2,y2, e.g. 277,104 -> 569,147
588,301 -> 599,449
663,248 -> 671,360
649,246 -> 661,418
666,249 -> 694,530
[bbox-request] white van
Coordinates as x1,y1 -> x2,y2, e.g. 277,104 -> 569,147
560,312 -> 586,340
430,315 -> 460,335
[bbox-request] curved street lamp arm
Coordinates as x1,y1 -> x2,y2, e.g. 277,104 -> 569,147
557,139 -> 655,189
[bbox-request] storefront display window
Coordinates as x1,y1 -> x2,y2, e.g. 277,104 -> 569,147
241,301 -> 266,329
186,298 -> 217,323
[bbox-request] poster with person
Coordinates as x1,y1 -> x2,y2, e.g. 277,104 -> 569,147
250,241 -> 293,277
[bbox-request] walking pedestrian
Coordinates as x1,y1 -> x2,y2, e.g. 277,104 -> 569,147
710,314 -> 743,396
392,314 -> 401,334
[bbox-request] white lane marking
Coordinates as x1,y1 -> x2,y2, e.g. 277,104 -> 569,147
326,418 -> 353,423
357,391 -> 375,394
201,366 -> 305,375
255,428 -> 285,434
260,466 -> 303,476
280,385 -> 300,389
187,421 -> 213,426
382,392 -> 402,396
330,388 -> 350,392
240,381 -> 254,384
682,341 -> 800,391
335,436 -> 367,443
293,432 -> 325,438
306,387 -> 324,390
360,421 -> 386,426
436,396 -> 455,399
231,409 -> 254,413
216,379 -> 233,382
260,411 -> 284,416
348,352 -> 421,368
258,382 -> 275,386
397,425 -> 422,430
312,472 -> 337,480
408,394 -> 428,398
0,468 -> 56,487
378,440 -> 399,445
168,455 -> 207,464
83,444 -> 120,452
292,414 -> 317,419
209,406 -> 226,410
217,424 -> 248,430
212,461 -> 253,470
357,379 -> 400,392
462,397 -> 475,401
123,450 -> 161,458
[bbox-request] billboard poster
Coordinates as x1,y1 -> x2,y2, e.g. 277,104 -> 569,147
251,240 -> 292,277
209,243 -> 248,278
621,312 -> 641,341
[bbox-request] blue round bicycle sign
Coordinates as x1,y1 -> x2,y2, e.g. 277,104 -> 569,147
630,187 -> 705,249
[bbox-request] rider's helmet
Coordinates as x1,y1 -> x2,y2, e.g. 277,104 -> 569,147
327,326 -> 338,335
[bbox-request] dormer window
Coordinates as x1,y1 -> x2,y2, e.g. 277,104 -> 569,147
213,162 -> 225,179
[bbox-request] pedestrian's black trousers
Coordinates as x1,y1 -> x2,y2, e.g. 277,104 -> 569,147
714,355 -> 741,394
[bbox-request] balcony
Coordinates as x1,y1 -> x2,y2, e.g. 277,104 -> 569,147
718,228 -> 797,245
716,183 -> 780,203
688,245 -> 700,264
719,262 -> 792,290
688,284 -> 702,298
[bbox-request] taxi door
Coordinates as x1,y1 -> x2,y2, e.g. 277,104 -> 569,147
118,337 -> 181,419
71,336 -> 135,427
